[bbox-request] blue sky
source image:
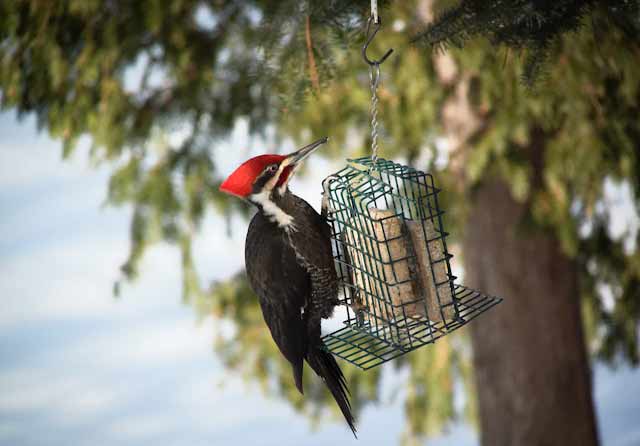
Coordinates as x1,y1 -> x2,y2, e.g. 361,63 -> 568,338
0,110 -> 638,445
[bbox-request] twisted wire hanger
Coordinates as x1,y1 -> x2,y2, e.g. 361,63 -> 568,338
362,0 -> 393,171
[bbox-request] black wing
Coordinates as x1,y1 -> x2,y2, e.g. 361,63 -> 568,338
245,211 -> 309,393
286,195 -> 339,323
282,196 -> 355,435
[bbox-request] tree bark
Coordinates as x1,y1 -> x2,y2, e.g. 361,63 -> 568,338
464,178 -> 599,446
417,2 -> 600,442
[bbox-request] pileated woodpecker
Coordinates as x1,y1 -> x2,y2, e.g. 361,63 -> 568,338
219,137 -> 355,435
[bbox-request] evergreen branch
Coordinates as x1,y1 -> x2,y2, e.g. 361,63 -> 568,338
305,15 -> 321,92
410,0 -> 639,85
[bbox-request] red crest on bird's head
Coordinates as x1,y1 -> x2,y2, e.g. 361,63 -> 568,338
219,137 -> 328,198
219,154 -> 290,198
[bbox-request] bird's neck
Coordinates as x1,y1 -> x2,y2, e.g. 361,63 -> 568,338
251,189 -> 295,230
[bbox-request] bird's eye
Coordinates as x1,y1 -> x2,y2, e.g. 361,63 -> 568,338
267,164 -> 278,173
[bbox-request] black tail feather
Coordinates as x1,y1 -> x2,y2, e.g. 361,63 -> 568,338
293,361 -> 304,394
307,344 -> 357,437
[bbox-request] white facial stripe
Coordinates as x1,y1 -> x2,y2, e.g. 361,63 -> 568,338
251,190 -> 295,229
264,160 -> 291,192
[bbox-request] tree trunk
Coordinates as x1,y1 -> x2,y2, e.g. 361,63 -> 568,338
464,179 -> 599,446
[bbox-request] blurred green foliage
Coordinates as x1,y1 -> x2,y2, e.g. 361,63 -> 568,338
1,0 -> 639,443
412,0 -> 640,86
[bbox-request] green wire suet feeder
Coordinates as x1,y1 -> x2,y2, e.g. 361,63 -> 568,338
320,3 -> 502,369
321,157 -> 502,369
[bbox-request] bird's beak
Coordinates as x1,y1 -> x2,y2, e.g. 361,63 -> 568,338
283,137 -> 328,167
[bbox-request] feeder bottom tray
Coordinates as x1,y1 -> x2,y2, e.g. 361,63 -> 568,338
321,284 -> 502,370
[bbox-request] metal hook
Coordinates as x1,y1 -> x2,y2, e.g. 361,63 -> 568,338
362,16 -> 394,66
